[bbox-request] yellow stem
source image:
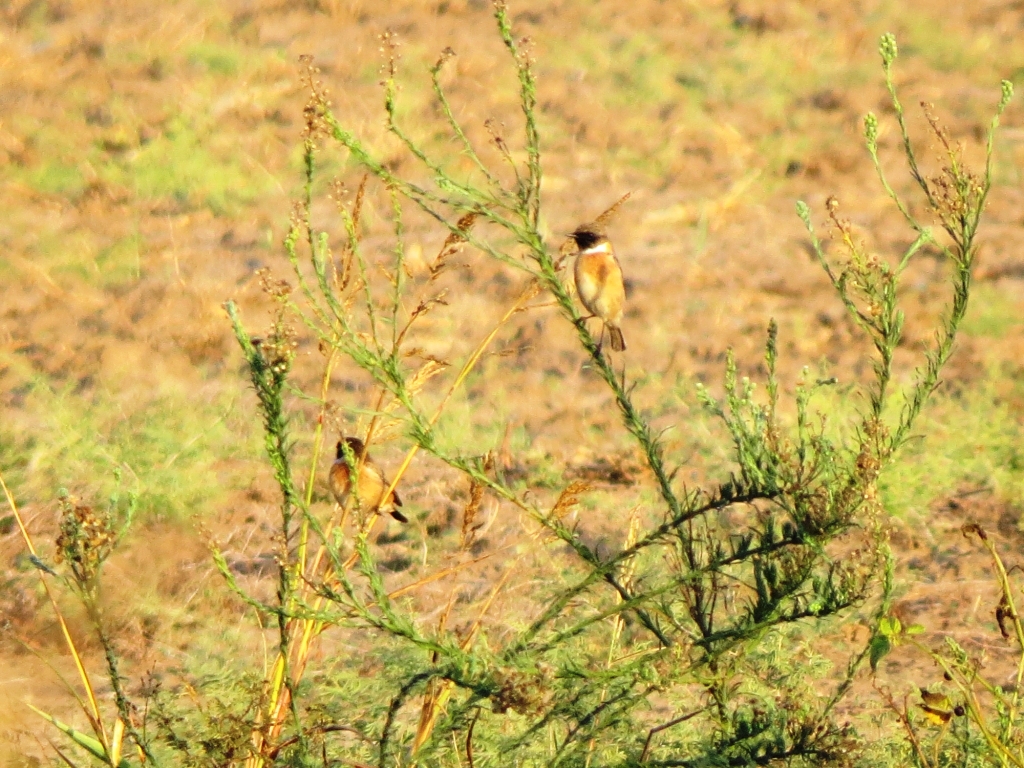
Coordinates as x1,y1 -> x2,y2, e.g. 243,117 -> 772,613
261,359 -> 387,758
413,559 -> 520,751
976,534 -> 1024,750
0,471 -> 109,753
346,280 -> 539,567
297,348 -> 338,577
255,277 -> 538,759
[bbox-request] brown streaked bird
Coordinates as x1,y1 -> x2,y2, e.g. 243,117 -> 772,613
571,225 -> 627,352
329,437 -> 408,523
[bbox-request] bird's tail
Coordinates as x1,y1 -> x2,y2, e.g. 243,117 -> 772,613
609,325 -> 626,352
388,489 -> 408,523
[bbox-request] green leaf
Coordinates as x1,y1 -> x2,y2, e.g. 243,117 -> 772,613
906,623 -> 925,635
28,704 -> 130,768
869,634 -> 892,672
878,616 -> 902,638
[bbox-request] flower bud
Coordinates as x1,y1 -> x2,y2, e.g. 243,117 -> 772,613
864,112 -> 878,152
1000,80 -> 1014,112
879,33 -> 898,67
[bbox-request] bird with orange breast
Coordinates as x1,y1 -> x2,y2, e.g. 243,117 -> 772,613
570,224 -> 627,352
329,437 -> 408,523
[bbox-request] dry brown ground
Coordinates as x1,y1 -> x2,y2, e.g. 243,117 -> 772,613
4,0 -> 1024,760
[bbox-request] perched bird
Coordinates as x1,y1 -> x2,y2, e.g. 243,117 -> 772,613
571,224 -> 627,352
329,437 -> 408,523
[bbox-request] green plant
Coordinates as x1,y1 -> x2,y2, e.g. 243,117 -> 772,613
873,523 -> 1024,767
209,19 -> 1011,767
7,10 -> 1013,768
1,471 -> 143,768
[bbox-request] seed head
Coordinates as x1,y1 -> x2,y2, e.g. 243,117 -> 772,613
1000,80 -> 1014,112
863,112 -> 879,152
55,497 -> 116,590
795,200 -> 812,228
879,33 -> 898,68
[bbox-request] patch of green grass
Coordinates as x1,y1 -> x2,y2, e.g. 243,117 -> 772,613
425,370 -> 566,489
7,113 -> 91,197
606,34 -> 683,110
22,228 -> 99,282
17,226 -> 145,289
432,372 -> 511,450
539,9 -> 880,185
881,376 -> 1024,517
1,366 -> 259,521
899,11 -> 984,74
102,114 -> 272,216
24,160 -> 85,197
186,42 -> 241,77
992,140 -> 1024,186
960,283 -> 1023,339
539,28 -> 704,172
94,233 -> 142,287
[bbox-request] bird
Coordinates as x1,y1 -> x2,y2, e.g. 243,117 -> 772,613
329,437 -> 408,523
570,224 -> 627,352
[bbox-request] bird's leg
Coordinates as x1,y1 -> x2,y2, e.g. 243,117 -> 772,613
596,323 -> 606,355
577,313 -> 598,346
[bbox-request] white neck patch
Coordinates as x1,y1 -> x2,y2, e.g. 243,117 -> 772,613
580,241 -> 611,255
